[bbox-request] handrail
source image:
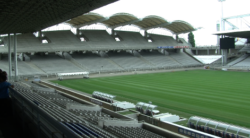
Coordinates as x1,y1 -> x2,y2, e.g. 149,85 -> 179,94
9,88 -> 81,138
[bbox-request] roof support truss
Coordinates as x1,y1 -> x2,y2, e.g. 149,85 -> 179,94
73,17 -> 109,28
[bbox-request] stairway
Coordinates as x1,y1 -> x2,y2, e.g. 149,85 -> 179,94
168,56 -> 182,65
138,56 -> 154,67
68,58 -> 89,71
23,61 -> 47,74
106,57 -> 124,69
227,54 -> 249,66
183,50 -> 203,64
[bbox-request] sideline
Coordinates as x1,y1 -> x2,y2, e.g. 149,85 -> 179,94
44,67 -> 203,81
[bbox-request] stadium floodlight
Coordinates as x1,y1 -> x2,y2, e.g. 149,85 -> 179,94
115,37 -> 120,41
148,39 -> 152,42
42,39 -> 48,44
80,37 -> 86,42
218,0 -> 226,31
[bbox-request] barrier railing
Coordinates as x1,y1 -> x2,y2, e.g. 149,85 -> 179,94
9,88 -> 81,138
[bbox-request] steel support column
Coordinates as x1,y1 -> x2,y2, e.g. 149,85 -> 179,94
14,33 -> 18,81
8,33 -> 12,80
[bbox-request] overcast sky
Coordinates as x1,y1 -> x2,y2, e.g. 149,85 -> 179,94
92,0 -> 250,46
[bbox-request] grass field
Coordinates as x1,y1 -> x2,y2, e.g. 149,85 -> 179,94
51,70 -> 250,128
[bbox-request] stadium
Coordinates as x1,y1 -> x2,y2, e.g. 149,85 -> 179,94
0,0 -> 250,138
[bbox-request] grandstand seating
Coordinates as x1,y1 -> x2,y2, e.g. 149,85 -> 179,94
72,53 -> 122,72
108,51 -> 152,69
0,57 -> 45,75
11,81 -> 166,138
239,45 -> 250,53
81,30 -> 117,49
227,54 -> 249,66
104,126 -> 165,138
140,50 -> 181,67
169,52 -> 201,66
0,30 -> 191,53
1,51 -> 202,76
1,33 -> 43,53
29,54 -> 83,74
0,30 -> 203,76
233,55 -> 250,67
150,34 -> 189,46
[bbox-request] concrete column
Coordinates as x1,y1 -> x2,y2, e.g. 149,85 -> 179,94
111,29 -> 115,36
176,35 -> 179,41
76,28 -> 80,36
221,49 -> 228,66
207,49 -> 209,55
196,49 -> 198,55
217,48 -> 220,55
38,30 -> 42,38
144,30 -> 148,37
8,34 -> 12,80
14,33 -> 18,81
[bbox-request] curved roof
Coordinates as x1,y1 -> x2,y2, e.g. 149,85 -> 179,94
66,12 -> 197,34
66,13 -> 108,28
101,13 -> 140,29
133,15 -> 170,30
162,20 -> 196,34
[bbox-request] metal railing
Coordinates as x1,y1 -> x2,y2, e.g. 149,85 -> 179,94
9,88 -> 81,138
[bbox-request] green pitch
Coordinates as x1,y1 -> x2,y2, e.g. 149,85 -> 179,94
51,70 -> 250,128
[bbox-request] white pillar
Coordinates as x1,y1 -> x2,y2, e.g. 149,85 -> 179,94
76,28 -> 80,36
221,49 -> 228,65
14,33 -> 18,81
144,30 -> 148,37
8,34 -> 12,80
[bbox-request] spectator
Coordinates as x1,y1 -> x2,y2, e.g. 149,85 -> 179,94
0,71 -> 13,117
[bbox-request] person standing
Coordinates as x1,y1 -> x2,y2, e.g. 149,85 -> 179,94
0,71 -> 13,117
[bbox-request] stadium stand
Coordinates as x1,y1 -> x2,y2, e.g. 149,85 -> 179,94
169,52 -> 202,66
227,54 -> 250,66
29,54 -> 83,74
108,51 -> 152,70
0,57 -> 45,75
72,52 -> 122,72
150,34 -> 188,46
139,50 -> 181,67
104,126 -> 165,138
0,30 -> 203,76
10,81 -> 170,138
233,54 -> 250,67
0,30 -> 193,53
239,44 -> 250,53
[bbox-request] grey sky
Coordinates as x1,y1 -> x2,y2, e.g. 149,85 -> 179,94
93,0 -> 250,45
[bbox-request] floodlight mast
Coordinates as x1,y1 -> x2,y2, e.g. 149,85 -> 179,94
218,0 -> 226,31
218,0 -> 228,66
